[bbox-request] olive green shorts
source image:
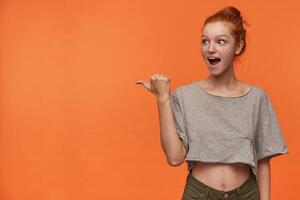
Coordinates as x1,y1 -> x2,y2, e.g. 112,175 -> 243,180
181,170 -> 260,200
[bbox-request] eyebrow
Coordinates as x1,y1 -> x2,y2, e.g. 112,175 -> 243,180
201,34 -> 229,38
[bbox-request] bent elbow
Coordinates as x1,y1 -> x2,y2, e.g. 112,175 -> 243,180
166,142 -> 187,167
167,158 -> 185,167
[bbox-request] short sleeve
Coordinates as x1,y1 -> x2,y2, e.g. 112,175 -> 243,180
170,89 -> 189,151
254,93 -> 289,161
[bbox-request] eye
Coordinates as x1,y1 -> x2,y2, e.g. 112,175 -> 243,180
218,39 -> 226,45
202,39 -> 208,45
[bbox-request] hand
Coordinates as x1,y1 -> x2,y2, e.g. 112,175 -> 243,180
136,73 -> 171,100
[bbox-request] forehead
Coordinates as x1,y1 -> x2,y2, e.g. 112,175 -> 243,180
202,22 -> 233,38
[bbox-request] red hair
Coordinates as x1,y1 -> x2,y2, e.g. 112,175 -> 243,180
203,6 -> 250,57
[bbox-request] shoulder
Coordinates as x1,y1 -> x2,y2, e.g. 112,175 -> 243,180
251,84 -> 268,99
251,85 -> 276,111
172,81 -> 196,96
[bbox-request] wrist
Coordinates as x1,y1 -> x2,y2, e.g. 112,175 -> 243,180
157,95 -> 170,104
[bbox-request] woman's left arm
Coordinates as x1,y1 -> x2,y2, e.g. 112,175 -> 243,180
257,157 -> 271,200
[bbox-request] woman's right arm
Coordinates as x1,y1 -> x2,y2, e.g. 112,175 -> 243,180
136,73 -> 187,167
157,96 -> 187,166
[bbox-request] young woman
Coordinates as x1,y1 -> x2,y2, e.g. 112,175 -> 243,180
136,6 -> 288,200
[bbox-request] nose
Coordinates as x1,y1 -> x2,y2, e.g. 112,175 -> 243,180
208,43 -> 216,53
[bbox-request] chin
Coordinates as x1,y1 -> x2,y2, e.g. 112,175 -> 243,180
208,67 -> 226,76
210,71 -> 222,76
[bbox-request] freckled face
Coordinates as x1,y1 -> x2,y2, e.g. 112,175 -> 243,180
201,22 -> 240,75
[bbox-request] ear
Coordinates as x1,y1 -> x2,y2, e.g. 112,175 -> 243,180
235,40 -> 244,55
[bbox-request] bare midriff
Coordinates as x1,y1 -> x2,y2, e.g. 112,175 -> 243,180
191,161 -> 252,192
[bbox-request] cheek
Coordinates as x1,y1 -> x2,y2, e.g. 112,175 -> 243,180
221,48 -> 235,61
200,48 -> 206,57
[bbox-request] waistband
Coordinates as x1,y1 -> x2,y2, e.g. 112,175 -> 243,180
186,170 -> 256,198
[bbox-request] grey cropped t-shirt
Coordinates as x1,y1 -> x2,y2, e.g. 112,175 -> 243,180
170,81 -> 289,182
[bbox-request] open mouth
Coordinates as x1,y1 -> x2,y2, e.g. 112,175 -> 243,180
207,57 -> 221,65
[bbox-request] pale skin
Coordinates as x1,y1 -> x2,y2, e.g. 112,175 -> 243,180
136,21 -> 270,200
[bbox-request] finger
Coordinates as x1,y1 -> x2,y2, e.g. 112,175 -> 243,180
143,81 -> 152,92
136,80 -> 152,91
136,80 -> 144,84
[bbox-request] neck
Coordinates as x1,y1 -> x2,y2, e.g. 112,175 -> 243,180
206,63 -> 239,89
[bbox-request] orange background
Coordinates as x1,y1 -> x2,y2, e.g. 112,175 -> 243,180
1,0 -> 298,199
